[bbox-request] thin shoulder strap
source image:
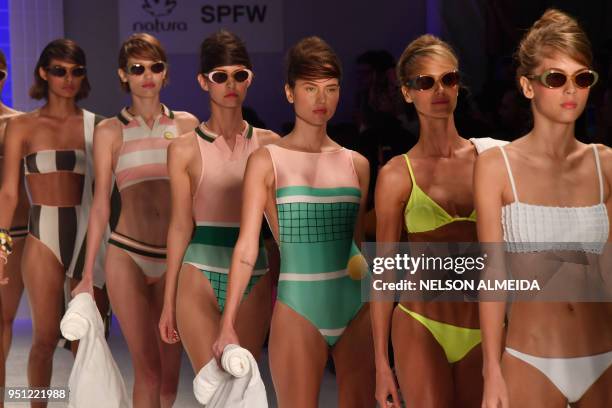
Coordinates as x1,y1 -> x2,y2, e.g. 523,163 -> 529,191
499,146 -> 519,202
403,154 -> 417,185
592,144 -> 604,204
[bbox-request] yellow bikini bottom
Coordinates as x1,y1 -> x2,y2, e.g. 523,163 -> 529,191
398,304 -> 482,363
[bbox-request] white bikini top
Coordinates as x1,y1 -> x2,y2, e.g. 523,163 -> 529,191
500,145 -> 609,254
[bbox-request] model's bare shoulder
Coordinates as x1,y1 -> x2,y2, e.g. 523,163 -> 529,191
173,111 -> 200,132
256,128 -> 281,146
169,131 -> 197,158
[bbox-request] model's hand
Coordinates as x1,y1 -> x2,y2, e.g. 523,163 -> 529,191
482,368 -> 509,408
212,322 -> 240,363
375,364 -> 401,408
71,276 -> 94,297
158,303 -> 180,344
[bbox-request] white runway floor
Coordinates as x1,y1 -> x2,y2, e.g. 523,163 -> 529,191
5,318 -> 339,407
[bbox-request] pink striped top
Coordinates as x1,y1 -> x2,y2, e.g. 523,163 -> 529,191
114,104 -> 178,191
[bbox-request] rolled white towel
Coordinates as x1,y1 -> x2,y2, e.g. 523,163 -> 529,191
221,344 -> 252,378
193,361 -> 229,405
60,313 -> 90,341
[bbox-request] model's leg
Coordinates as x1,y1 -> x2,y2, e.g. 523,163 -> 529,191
269,301 -> 328,408
391,306 -> 454,408
175,264 -> 220,372
149,275 -> 182,408
105,245 -> 163,408
331,304 -> 376,408
502,351 -> 567,408
234,272 -> 273,360
453,343 -> 484,407
575,364 -> 612,407
21,236 -> 65,408
0,295 -> 5,408
0,237 -> 25,359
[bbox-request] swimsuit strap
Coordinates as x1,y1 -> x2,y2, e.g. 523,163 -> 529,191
591,144 -> 604,204
499,146 -> 519,202
403,154 -> 417,186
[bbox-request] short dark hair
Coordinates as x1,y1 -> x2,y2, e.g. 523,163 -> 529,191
118,33 -> 167,92
29,39 -> 90,101
285,37 -> 342,88
199,30 -> 252,74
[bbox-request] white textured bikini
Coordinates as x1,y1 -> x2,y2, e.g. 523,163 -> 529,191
499,144 -> 611,403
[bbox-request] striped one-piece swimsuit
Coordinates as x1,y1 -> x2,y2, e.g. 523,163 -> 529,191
24,149 -> 85,269
266,144 -> 363,346
183,121 -> 268,311
108,104 -> 178,278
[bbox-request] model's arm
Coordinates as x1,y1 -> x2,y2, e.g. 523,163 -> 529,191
212,148 -> 274,358
474,149 -> 509,408
371,157 -> 409,408
159,135 -> 197,343
0,118 -> 25,282
72,120 -> 119,294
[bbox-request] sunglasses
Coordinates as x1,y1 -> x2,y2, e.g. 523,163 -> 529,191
526,69 -> 598,89
406,70 -> 460,91
46,65 -> 87,78
205,69 -> 252,84
126,61 -> 167,76
0,70 -> 6,81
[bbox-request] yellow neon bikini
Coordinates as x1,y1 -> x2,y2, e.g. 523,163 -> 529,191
400,153 -> 481,363
403,154 -> 476,233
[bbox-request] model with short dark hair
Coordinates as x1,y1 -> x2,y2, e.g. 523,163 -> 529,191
0,39 -> 108,406
73,33 -> 199,408
158,29 -> 280,385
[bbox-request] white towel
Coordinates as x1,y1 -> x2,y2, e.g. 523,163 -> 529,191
60,293 -> 129,408
194,344 -> 268,407
469,137 -> 509,154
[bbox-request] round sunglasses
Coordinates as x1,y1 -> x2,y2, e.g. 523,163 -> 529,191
526,69 -> 598,89
126,61 -> 167,76
0,70 -> 6,81
406,70 -> 460,91
45,65 -> 87,78
205,68 -> 252,84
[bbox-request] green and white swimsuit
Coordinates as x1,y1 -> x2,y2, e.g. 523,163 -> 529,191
266,144 -> 364,346
183,121 -> 268,311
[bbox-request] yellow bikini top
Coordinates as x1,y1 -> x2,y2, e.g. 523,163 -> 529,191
403,154 -> 476,233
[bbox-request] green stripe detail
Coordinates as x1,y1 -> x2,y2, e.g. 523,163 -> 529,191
116,112 -> 129,125
246,124 -> 253,139
276,186 -> 361,198
195,127 -> 215,143
191,225 -> 240,247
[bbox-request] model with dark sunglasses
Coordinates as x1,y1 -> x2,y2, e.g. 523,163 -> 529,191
212,36 -> 375,408
73,33 -> 198,408
158,29 -> 279,388
372,35 -> 496,408
476,9 -> 612,408
0,39 -> 111,406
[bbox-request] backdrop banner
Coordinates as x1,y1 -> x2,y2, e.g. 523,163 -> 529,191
119,0 -> 284,53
